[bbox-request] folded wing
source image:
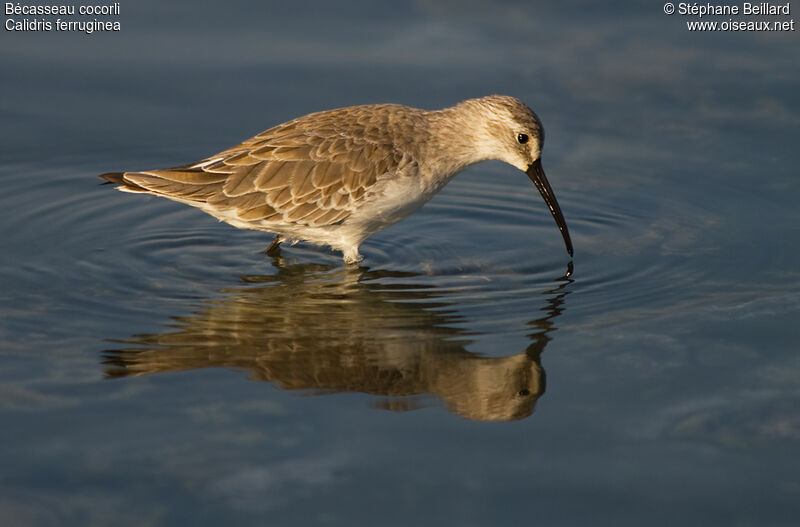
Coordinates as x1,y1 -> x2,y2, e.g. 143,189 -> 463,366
101,110 -> 407,228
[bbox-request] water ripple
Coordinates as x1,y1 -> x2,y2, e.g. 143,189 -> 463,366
0,158 -> 718,343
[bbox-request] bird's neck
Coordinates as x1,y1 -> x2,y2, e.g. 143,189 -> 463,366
419,105 -> 497,180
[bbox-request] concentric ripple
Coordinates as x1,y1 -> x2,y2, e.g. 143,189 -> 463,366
0,156 -> 723,353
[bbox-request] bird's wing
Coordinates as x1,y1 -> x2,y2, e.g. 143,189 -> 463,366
113,108 -> 415,227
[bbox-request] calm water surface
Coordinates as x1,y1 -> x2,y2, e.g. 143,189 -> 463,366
1,2 -> 799,525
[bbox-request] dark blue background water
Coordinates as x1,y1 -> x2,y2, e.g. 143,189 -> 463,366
2,2 -> 799,525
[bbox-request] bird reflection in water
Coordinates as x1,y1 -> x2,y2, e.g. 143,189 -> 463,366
103,262 -> 570,421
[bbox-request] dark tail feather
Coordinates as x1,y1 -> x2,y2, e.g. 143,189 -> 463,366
99,171 -> 125,184
98,171 -> 149,193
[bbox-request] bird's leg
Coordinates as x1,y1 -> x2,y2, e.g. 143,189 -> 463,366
264,235 -> 284,255
342,246 -> 363,265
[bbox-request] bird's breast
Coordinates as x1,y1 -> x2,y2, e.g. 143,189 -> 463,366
347,166 -> 458,232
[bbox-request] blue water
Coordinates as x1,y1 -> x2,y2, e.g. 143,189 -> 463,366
1,2 -> 799,525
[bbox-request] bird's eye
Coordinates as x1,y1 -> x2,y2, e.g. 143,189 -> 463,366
517,133 -> 529,144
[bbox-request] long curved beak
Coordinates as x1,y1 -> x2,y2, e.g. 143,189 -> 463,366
526,159 -> 573,257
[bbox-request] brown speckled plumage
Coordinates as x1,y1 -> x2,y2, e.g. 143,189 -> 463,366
101,95 -> 571,263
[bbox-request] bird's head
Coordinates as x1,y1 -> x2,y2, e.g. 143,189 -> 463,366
461,95 -> 573,257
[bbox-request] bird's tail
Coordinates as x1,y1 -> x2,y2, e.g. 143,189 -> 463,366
98,172 -> 151,194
